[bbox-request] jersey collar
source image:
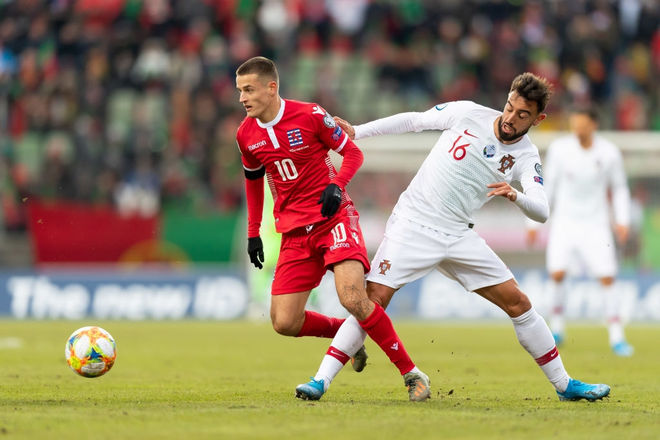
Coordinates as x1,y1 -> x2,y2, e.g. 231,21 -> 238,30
257,98 -> 286,129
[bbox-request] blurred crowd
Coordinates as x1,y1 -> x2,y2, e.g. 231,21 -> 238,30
0,0 -> 659,230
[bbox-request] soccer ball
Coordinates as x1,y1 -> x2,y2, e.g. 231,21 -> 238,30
65,326 -> 117,378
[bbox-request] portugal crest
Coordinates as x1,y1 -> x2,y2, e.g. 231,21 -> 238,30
378,259 -> 391,275
498,154 -> 516,174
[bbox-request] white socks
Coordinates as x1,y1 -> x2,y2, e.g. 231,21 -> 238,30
604,283 -> 625,346
511,308 -> 570,392
548,279 -> 566,337
314,316 -> 367,391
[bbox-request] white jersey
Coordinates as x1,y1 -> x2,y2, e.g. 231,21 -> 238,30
355,101 -> 547,234
544,134 -> 630,228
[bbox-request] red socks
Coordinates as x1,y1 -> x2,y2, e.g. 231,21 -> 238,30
296,311 -> 345,338
358,303 -> 415,375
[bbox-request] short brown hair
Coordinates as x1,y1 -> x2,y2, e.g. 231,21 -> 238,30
570,105 -> 599,123
510,73 -> 553,113
236,56 -> 279,86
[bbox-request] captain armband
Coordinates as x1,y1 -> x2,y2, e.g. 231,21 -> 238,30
244,166 -> 265,180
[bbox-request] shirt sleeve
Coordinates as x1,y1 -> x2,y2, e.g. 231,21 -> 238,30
354,101 -> 477,140
310,105 -> 363,189
237,136 -> 265,238
514,187 -> 549,223
312,105 -> 352,153
608,145 -> 631,226
238,138 -> 264,172
514,151 -> 549,223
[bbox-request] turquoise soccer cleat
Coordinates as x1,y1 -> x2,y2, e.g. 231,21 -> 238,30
611,341 -> 634,357
556,378 -> 610,402
295,377 -> 325,401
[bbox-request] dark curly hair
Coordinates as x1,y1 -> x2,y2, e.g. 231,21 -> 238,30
510,73 -> 554,113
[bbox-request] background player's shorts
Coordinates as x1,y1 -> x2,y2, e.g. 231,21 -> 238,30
367,213 -> 513,292
271,208 -> 370,295
546,223 -> 617,278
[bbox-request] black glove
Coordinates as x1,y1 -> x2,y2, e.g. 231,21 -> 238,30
318,183 -> 342,218
247,237 -> 264,269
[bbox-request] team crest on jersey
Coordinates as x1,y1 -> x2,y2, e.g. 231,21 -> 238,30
497,154 -> 516,174
535,163 -> 542,176
287,128 -> 304,147
378,259 -> 392,275
483,144 -> 496,158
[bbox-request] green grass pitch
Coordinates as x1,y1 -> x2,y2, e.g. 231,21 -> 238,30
1,320 -> 659,440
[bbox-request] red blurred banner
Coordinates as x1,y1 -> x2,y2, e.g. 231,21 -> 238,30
27,201 -> 160,264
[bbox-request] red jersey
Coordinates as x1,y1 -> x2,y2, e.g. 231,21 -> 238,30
237,99 -> 362,234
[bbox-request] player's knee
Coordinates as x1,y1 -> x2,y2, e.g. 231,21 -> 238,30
505,292 -> 532,318
367,283 -> 395,309
270,313 -> 299,336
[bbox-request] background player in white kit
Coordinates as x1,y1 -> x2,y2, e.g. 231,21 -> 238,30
527,107 -> 633,357
296,73 -> 610,402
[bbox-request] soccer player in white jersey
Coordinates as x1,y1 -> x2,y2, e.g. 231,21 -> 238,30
526,107 -> 633,357
295,73 -> 610,402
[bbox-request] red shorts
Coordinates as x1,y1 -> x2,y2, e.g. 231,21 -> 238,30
271,208 -> 370,295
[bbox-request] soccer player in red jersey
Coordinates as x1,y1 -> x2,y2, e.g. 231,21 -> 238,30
236,57 -> 430,401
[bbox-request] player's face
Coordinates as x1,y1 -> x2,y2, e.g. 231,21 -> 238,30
236,73 -> 277,121
496,92 -> 546,144
568,113 -> 597,141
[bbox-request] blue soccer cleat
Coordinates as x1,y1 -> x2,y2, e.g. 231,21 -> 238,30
612,340 -> 634,357
556,378 -> 610,402
295,377 -> 325,401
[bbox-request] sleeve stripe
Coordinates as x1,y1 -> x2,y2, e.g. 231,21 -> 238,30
243,165 -> 264,172
333,134 -> 349,153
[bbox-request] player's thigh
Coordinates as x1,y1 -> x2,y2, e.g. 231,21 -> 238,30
270,289 -> 313,319
366,214 -> 446,290
578,227 -> 618,278
438,230 -> 513,292
271,233 -> 326,295
316,208 -> 370,274
546,227 -> 577,274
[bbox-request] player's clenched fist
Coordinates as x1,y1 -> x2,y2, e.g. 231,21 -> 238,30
333,117 -> 355,140
247,236 -> 264,269
318,183 -> 342,218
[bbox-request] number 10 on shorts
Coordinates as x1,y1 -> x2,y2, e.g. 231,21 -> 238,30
331,223 -> 347,246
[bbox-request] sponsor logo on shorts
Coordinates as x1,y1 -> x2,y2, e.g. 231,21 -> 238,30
534,176 -> 544,185
378,259 -> 392,275
330,242 -> 350,251
435,103 -> 448,111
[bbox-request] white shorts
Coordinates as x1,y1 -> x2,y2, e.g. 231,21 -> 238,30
367,214 -> 514,292
546,223 -> 617,278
